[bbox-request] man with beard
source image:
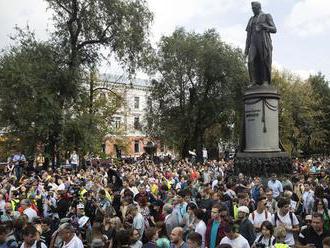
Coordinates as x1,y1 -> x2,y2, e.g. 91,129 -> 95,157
20,225 -> 47,248
170,227 -> 188,248
205,204 -> 230,248
237,206 -> 255,246
297,213 -> 330,248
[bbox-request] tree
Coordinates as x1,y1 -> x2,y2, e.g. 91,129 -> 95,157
0,29 -> 73,160
61,70 -> 123,155
273,70 -> 328,157
0,29 -> 123,162
308,73 -> 330,154
146,28 -> 248,159
47,0 -> 153,74
44,0 -> 153,162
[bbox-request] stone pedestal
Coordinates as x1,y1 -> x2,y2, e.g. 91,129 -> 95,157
235,84 -> 292,176
244,85 -> 280,152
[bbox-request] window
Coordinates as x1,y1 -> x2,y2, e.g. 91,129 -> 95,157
134,97 -> 140,109
114,117 -> 121,129
134,140 -> 140,153
134,116 -> 140,130
147,96 -> 152,108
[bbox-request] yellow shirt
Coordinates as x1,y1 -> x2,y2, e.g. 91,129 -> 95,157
150,184 -> 158,195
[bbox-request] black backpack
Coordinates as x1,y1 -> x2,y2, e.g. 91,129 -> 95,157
36,240 -> 43,248
6,238 -> 18,248
256,235 -> 276,247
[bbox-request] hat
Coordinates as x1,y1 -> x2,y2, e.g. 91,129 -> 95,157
305,215 -> 312,221
78,216 -> 90,228
238,206 -> 250,214
77,203 -> 84,209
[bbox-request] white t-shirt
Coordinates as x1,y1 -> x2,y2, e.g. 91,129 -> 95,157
133,213 -> 145,237
248,210 -> 271,228
62,234 -> 84,248
271,212 -> 299,246
70,154 -> 79,164
195,220 -> 207,247
202,149 -> 208,159
211,180 -> 218,190
220,234 -> 250,248
23,207 -> 38,222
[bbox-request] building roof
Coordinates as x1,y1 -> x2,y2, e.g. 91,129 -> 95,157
99,74 -> 150,88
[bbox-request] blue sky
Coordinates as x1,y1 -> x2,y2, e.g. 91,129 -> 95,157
0,0 -> 329,80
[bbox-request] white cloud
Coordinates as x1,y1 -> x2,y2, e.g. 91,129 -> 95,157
148,0 -> 254,41
273,61 -> 315,80
0,0 -> 51,49
285,0 -> 330,36
219,24 -> 246,49
291,69 -> 315,80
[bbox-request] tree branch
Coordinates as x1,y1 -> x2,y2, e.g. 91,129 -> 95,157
55,0 -> 72,14
92,87 -> 121,98
77,24 -> 113,49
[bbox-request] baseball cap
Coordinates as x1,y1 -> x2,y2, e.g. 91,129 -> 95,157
238,206 -> 250,214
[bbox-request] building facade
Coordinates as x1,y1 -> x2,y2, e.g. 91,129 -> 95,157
100,74 -> 154,157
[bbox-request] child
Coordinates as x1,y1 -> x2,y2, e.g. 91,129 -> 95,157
274,226 -> 289,248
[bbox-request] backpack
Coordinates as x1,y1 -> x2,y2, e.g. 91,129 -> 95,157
274,212 -> 294,226
6,238 -> 18,248
36,240 -> 42,248
256,235 -> 276,247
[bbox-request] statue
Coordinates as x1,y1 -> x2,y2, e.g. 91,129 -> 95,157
245,2 -> 277,85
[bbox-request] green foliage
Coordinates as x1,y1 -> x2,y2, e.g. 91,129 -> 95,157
61,75 -> 123,154
46,0 -> 153,73
273,70 -> 330,156
0,29 -> 75,159
146,28 -> 248,158
0,0 -> 153,161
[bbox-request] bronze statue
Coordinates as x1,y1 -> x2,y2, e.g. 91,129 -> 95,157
245,2 -> 277,85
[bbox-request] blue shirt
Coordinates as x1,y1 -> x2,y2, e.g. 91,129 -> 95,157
210,220 -> 220,248
267,180 -> 283,198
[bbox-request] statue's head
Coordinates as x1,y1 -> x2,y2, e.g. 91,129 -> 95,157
251,1 -> 261,15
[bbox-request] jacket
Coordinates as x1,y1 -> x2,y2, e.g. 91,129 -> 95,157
205,219 -> 227,248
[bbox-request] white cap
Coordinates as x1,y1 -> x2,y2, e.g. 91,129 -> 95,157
77,203 -> 84,209
238,206 -> 250,214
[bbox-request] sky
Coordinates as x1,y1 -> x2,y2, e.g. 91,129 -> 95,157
0,0 -> 329,80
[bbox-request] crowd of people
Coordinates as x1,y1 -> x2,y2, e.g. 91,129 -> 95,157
1,152 -> 330,248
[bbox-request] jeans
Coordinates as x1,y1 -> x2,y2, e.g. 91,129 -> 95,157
71,163 -> 77,171
15,166 -> 22,180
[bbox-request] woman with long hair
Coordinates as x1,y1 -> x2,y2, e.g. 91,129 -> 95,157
89,222 -> 108,247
